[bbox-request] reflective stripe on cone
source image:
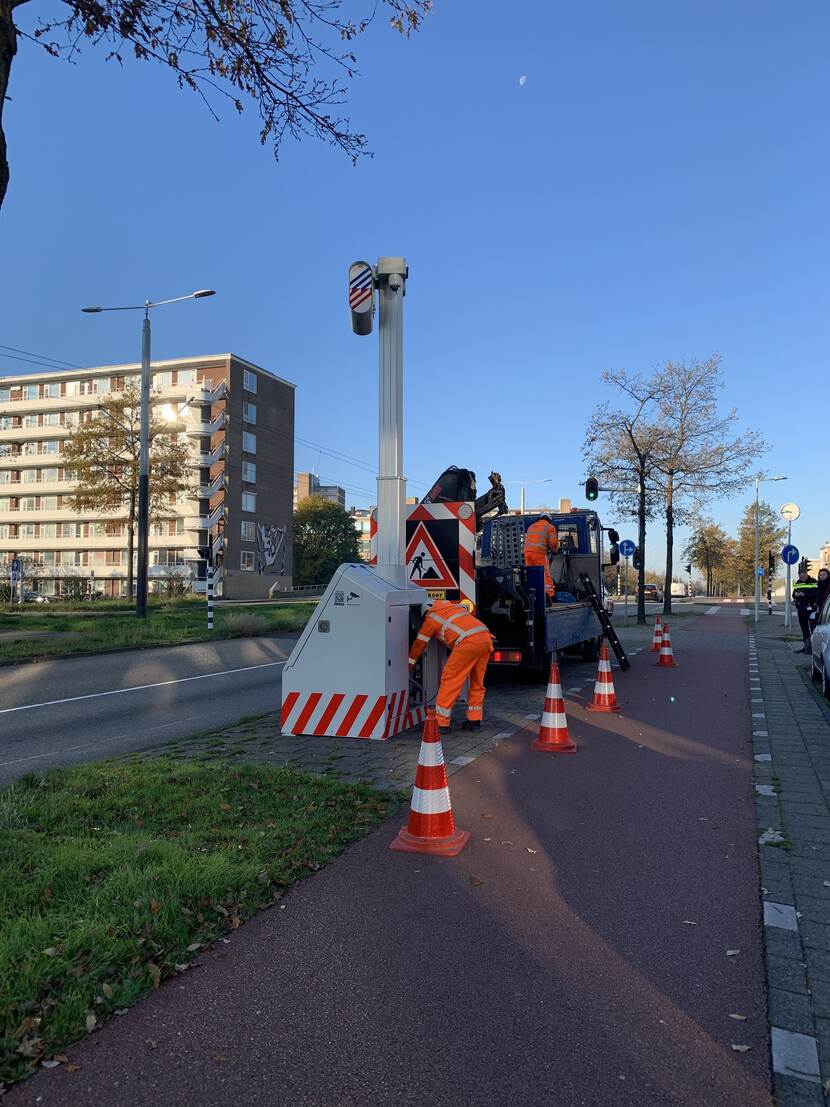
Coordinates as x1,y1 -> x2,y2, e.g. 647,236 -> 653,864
531,660 -> 576,753
651,615 -> 663,652
587,643 -> 620,713
390,708 -> 470,856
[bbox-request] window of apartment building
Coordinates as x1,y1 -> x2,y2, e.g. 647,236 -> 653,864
18,523 -> 36,538
0,525 -> 9,538
39,524 -> 57,538
243,369 -> 257,394
0,471 -> 10,484
64,381 -> 78,397
0,497 -> 11,511
177,369 -> 197,385
41,440 -> 59,455
242,431 -> 256,454
243,401 -> 256,425
0,416 -> 12,429
242,461 -> 256,484
40,468 -> 58,482
39,496 -> 57,510
19,497 -> 36,511
44,382 -> 60,399
241,491 -> 256,513
0,388 -> 9,403
154,371 -> 173,389
23,385 -> 39,400
79,379 -> 97,396
43,412 -> 61,427
23,414 -> 38,427
241,520 -> 255,542
240,550 -> 255,571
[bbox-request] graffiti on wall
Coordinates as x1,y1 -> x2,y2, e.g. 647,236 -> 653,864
256,522 -> 287,575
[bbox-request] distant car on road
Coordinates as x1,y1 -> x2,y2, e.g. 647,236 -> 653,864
810,597 -> 830,700
670,582 -> 688,599
22,591 -> 49,604
641,583 -> 663,603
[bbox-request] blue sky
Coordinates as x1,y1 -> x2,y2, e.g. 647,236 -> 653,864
2,0 -> 828,572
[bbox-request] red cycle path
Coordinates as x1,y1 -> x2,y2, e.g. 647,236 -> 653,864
9,612 -> 771,1107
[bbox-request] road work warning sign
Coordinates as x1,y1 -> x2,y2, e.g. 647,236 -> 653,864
405,523 -> 458,589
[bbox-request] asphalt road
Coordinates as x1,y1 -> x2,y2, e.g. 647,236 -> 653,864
0,637 -> 295,785
10,610 -> 771,1106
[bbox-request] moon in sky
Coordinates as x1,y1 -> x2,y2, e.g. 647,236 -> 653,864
519,75 -> 527,86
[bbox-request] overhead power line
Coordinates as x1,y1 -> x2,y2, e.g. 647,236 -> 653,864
0,343 -> 84,371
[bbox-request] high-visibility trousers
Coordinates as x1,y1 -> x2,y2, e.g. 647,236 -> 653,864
524,551 -> 554,598
435,634 -> 493,728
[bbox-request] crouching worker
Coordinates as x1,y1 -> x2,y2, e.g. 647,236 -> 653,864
408,598 -> 494,732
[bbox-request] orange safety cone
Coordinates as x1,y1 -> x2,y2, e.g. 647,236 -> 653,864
650,614 -> 663,652
586,642 -> 620,713
656,622 -> 678,667
531,660 -> 576,753
390,708 -> 470,856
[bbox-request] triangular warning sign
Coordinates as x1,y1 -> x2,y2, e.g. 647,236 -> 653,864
406,522 -> 457,588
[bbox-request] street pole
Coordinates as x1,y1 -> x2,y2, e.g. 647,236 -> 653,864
136,307 -> 151,618
754,475 -> 760,623
375,258 -> 407,586
520,482 -> 525,515
207,564 -> 214,631
785,520 -> 792,629
624,556 -> 629,622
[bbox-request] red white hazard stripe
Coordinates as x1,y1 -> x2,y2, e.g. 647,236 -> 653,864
282,688 -> 424,741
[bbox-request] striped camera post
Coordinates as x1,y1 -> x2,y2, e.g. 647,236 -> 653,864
207,566 -> 214,631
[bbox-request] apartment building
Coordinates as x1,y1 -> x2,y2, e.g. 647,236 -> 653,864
293,472 -> 346,510
0,354 -> 295,599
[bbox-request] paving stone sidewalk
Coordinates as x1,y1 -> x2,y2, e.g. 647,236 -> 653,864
750,618 -> 830,1106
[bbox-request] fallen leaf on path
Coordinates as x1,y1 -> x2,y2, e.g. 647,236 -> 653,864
102,983 -> 113,999
85,1014 -> 96,1033
146,1039 -> 157,1050
186,942 -> 202,952
526,848 -> 538,854
150,898 -> 160,915
41,1060 -> 62,1069
726,949 -> 740,957
823,881 -> 830,889
175,963 -> 189,972
501,840 -> 514,846
66,1063 -> 80,1073
42,947 -> 57,957
481,814 -> 494,820
731,1044 -> 751,1053
469,877 -> 484,888
729,1014 -> 747,1021
682,920 -> 697,925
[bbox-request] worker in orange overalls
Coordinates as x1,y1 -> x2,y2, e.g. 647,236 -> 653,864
524,513 -> 559,602
408,598 -> 494,732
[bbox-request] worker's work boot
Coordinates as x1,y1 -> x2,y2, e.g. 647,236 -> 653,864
462,720 -> 481,732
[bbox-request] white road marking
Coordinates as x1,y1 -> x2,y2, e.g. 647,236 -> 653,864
741,608 -> 751,615
755,784 -> 776,797
705,606 -> 721,616
0,661 -> 286,716
755,754 -> 772,762
753,730 -> 769,737
771,1027 -> 821,1082
764,902 -> 798,931
451,755 -> 476,767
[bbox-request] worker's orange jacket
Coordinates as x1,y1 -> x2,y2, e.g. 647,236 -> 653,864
408,600 -> 492,666
524,519 -> 559,559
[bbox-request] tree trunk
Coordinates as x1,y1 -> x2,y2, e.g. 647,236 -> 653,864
637,467 -> 646,625
0,0 -> 18,211
127,485 -> 137,599
662,471 -> 674,617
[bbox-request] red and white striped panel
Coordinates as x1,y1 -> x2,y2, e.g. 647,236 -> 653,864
405,502 -> 476,606
369,509 -> 378,565
281,689 -> 425,741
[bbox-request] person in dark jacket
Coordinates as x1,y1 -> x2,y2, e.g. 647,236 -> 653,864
793,568 -> 819,651
817,567 -> 830,613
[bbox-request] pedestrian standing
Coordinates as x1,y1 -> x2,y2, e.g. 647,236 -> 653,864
793,567 -> 819,652
408,598 -> 494,731
817,567 -> 830,613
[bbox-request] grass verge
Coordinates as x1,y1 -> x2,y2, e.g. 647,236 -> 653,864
0,758 -> 397,1088
0,600 -> 316,664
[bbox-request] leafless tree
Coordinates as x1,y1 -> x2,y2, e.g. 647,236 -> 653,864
1,0 -> 430,209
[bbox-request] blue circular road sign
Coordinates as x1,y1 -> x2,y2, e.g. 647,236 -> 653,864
619,540 -> 636,558
781,544 -> 800,566
756,567 -> 765,577
11,558 -> 20,573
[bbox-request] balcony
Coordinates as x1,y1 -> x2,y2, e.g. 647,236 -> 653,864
185,411 -> 227,437
197,471 -> 225,498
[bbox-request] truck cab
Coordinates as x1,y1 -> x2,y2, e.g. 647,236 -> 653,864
476,509 -> 609,674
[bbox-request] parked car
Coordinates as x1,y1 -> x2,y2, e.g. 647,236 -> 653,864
810,597 -> 830,700
22,591 -> 49,604
641,583 -> 663,603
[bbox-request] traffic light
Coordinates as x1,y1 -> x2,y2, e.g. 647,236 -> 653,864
198,544 -> 212,566
685,563 -> 692,574
585,477 -> 599,502
768,551 -> 775,576
609,542 -> 619,565
632,546 -> 642,570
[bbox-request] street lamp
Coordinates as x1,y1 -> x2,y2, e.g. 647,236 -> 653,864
754,472 -> 787,623
82,290 -> 216,617
504,477 -> 553,514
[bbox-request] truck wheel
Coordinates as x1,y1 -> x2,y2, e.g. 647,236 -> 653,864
581,637 -> 600,662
